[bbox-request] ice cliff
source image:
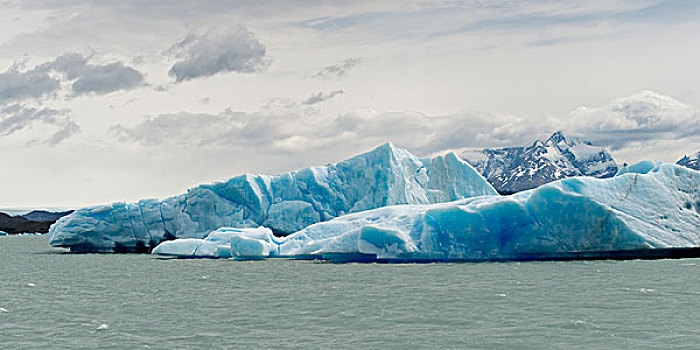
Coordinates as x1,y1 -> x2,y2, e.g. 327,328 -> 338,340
49,143 -> 497,252
153,161 -> 700,261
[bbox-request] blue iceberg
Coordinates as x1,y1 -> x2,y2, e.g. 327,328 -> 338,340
154,161 -> 700,261
50,143 -> 497,252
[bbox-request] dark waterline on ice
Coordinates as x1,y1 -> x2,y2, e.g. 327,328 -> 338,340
2,236 -> 700,349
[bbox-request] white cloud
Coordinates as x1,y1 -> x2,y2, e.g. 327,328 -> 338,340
559,90 -> 700,150
109,93 -> 536,157
110,90 -> 700,166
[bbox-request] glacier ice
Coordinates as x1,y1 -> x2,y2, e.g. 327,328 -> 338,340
615,160 -> 662,176
153,161 -> 700,261
50,143 -> 497,252
152,227 -> 273,258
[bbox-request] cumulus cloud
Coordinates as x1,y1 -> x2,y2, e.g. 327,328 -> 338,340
312,58 -> 362,79
0,62 -> 62,103
40,53 -> 145,96
302,90 -> 344,105
0,104 -> 80,145
109,89 -> 700,166
110,93 -> 533,155
559,90 -> 700,150
111,106 -> 316,150
0,53 -> 145,103
167,26 -> 270,82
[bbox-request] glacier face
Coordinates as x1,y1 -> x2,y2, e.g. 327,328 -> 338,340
49,143 -> 497,252
677,151 -> 700,170
154,162 -> 700,261
459,131 -> 618,194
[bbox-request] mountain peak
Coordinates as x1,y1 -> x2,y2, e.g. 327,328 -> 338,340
346,142 -> 405,165
677,151 -> 700,170
374,141 -> 397,153
459,133 -> 617,193
546,131 -> 567,144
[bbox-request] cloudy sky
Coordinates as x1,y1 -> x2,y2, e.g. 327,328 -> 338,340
1,0 -> 699,208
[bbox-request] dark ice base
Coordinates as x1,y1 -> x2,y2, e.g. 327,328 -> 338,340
315,247 -> 700,263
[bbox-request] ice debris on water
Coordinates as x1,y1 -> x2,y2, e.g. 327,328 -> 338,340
151,227 -> 274,259
153,161 -> 700,262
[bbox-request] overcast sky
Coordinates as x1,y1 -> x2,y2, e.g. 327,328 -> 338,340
1,0 -> 699,208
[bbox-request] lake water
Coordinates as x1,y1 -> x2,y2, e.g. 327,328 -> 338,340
1,236 -> 699,349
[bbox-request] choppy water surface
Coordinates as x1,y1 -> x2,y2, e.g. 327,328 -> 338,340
1,236 -> 700,349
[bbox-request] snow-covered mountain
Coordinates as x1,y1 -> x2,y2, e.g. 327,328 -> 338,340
677,151 -> 700,170
457,131 -> 618,194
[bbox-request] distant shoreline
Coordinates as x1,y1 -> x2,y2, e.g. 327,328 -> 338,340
0,207 -> 73,216
0,210 -> 73,235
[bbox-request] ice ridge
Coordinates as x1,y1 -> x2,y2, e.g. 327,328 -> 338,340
153,161 -> 700,262
49,143 -> 497,252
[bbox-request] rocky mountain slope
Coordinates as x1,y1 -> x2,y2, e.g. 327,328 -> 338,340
457,131 -> 618,194
0,210 -> 73,234
677,151 -> 700,170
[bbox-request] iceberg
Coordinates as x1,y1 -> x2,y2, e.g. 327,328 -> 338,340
152,227 -> 274,259
615,160 -> 662,176
50,143 -> 497,252
154,161 -> 700,261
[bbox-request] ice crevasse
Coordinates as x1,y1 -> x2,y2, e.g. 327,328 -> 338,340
49,143 -> 497,252
153,162 -> 700,261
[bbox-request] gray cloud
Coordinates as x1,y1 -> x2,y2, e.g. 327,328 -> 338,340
12,1 -> 692,52
0,62 -> 62,103
0,104 -> 80,145
0,53 -> 145,103
302,90 -> 344,105
45,119 -> 80,145
40,53 -> 145,96
167,27 -> 270,82
296,1 -> 698,44
70,62 -> 144,95
312,58 -> 362,79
